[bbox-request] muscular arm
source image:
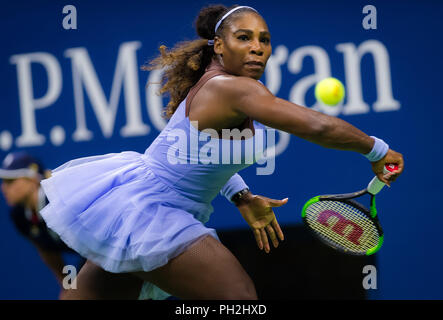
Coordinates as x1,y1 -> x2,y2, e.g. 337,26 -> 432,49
213,76 -> 374,154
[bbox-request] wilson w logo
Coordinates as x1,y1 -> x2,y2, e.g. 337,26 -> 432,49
317,210 -> 364,245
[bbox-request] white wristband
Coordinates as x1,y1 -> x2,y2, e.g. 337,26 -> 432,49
364,136 -> 389,162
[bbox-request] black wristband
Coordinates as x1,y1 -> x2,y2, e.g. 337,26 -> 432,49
231,188 -> 250,205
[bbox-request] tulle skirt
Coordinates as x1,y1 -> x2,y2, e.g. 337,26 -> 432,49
40,151 -> 218,299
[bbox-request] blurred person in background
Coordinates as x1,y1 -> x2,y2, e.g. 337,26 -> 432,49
0,151 -> 84,299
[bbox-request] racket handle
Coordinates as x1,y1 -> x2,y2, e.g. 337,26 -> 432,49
367,164 -> 399,195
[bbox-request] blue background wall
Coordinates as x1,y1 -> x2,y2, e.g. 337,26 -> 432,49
1,0 -> 442,299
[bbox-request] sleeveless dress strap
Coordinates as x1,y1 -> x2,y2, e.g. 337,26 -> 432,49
185,59 -> 254,133
185,60 -> 228,117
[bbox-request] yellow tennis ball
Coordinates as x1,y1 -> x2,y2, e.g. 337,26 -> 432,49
315,77 -> 345,106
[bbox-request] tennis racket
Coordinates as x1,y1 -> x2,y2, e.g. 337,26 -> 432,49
301,164 -> 398,256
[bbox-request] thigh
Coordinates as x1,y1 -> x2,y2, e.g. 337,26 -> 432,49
132,235 -> 257,300
62,260 -> 143,300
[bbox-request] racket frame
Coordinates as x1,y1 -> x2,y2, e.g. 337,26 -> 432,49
301,191 -> 384,256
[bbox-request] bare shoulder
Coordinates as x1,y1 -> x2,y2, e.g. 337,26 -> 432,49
204,75 -> 271,99
196,74 -> 276,119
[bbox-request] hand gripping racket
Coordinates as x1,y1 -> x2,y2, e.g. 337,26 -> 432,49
301,164 -> 398,256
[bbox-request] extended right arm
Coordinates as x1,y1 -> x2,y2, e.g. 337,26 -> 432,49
211,75 -> 404,183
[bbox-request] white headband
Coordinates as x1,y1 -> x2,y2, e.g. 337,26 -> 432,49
0,168 -> 41,180
208,6 -> 258,46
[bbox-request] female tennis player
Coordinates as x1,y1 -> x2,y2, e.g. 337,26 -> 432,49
39,4 -> 404,300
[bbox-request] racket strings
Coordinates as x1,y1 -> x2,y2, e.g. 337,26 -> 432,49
304,200 -> 380,254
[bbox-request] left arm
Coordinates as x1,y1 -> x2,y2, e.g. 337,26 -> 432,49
221,174 -> 287,253
234,190 -> 287,253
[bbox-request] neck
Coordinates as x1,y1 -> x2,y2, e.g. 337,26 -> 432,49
216,55 -> 224,67
207,56 -> 228,74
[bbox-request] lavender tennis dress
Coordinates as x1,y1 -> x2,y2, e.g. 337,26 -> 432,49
40,60 -> 268,299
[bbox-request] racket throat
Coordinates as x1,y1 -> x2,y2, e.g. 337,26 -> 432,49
370,196 -> 377,218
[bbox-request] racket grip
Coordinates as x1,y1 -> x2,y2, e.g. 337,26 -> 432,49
367,164 -> 398,195
367,176 -> 385,195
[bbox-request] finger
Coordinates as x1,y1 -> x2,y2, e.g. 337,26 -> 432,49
384,171 -> 399,183
388,150 -> 404,174
260,228 -> 270,253
253,229 -> 263,250
271,219 -> 284,241
395,155 -> 404,173
383,172 -> 394,180
377,173 -> 390,187
387,171 -> 399,182
266,225 -> 279,248
268,197 -> 289,208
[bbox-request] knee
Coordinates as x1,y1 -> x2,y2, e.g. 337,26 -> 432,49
222,280 -> 258,300
238,283 -> 258,300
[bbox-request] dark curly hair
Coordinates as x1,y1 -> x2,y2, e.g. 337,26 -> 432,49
143,4 -> 259,118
